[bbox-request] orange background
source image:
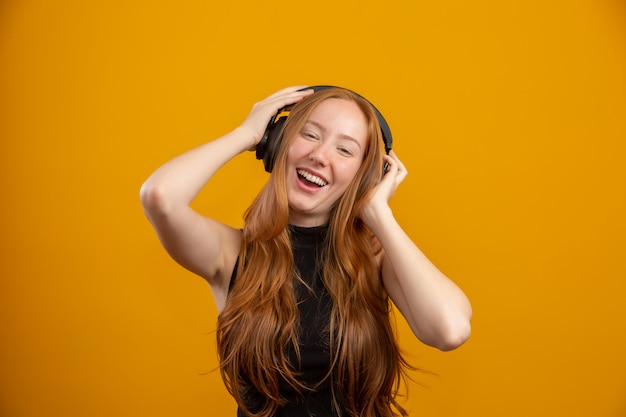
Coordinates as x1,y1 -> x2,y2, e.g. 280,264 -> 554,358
1,1 -> 625,416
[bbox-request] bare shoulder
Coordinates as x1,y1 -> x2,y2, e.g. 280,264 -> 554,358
146,206 -> 242,310
206,220 -> 242,311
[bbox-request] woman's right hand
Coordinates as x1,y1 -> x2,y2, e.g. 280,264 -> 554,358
239,86 -> 315,150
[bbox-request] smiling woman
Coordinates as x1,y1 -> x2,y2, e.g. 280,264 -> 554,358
140,86 -> 472,417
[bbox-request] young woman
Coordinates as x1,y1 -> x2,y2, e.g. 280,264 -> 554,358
140,86 -> 472,417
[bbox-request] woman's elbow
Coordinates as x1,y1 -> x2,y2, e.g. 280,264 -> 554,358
436,300 -> 473,351
140,180 -> 171,218
435,320 -> 471,351
418,314 -> 472,351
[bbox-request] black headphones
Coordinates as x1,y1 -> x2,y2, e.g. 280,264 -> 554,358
255,85 -> 393,173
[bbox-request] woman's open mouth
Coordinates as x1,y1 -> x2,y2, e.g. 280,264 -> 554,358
297,169 -> 328,187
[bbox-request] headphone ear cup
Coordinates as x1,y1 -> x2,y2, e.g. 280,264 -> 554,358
256,106 -> 291,173
255,128 -> 270,167
262,117 -> 287,172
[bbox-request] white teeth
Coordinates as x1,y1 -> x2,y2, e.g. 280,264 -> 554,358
297,169 -> 328,187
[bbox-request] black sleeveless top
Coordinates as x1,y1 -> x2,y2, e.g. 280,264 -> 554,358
230,225 -> 336,417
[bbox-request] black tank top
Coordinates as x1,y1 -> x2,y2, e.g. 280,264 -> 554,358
230,224 -> 336,417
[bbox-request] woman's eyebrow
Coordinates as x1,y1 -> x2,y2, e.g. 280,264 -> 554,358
304,120 -> 326,131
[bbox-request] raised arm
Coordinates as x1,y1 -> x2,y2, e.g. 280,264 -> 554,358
139,86 -> 314,311
360,151 -> 473,351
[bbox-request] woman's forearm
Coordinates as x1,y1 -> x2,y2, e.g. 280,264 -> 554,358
140,126 -> 256,214
371,208 -> 472,350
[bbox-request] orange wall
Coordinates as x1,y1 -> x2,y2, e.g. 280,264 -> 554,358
1,1 -> 625,416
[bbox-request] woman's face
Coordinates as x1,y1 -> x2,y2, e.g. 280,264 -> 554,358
285,98 -> 369,227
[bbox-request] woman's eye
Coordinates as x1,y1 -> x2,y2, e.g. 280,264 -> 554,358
338,147 -> 353,156
302,131 -> 318,139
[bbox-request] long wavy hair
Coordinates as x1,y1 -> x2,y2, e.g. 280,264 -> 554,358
217,88 -> 410,417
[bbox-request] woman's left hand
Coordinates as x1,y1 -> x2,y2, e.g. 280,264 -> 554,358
359,150 -> 408,226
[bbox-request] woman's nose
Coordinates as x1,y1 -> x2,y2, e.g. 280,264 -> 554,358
309,143 -> 329,166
